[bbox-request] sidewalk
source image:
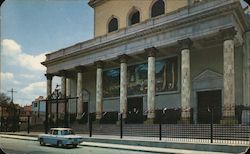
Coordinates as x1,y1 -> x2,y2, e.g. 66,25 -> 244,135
0,132 -> 248,154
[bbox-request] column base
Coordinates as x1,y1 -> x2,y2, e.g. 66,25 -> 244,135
220,117 -> 238,125
178,117 -> 192,124
93,119 -> 101,124
116,120 -> 125,126
144,118 -> 154,124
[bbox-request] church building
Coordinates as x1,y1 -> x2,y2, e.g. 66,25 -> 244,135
42,0 -> 250,124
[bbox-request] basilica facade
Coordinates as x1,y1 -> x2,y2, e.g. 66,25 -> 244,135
42,0 -> 250,124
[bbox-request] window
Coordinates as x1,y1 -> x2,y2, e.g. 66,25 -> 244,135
151,0 -> 165,17
108,17 -> 118,33
129,10 -> 140,26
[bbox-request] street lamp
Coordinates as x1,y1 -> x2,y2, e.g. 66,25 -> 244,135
54,84 -> 60,128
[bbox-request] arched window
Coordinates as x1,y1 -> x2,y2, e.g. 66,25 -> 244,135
129,10 -> 140,26
108,17 -> 118,33
151,0 -> 165,18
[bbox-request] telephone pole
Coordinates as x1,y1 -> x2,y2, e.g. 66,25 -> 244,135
8,88 -> 17,103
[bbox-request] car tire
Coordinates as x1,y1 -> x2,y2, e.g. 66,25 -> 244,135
39,138 -> 45,146
73,144 -> 77,148
57,141 -> 63,148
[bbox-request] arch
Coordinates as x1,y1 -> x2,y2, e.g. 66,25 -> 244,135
127,7 -> 141,26
107,16 -> 119,33
150,0 -> 165,18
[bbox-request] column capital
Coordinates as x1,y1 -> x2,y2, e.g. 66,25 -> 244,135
75,66 -> 85,73
178,38 -> 193,50
220,27 -> 237,41
45,73 -> 53,80
118,54 -> 129,63
95,60 -> 104,68
145,47 -> 158,57
58,70 -> 74,78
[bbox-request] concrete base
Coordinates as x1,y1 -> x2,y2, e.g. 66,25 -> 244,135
144,118 -> 154,124
220,117 -> 238,125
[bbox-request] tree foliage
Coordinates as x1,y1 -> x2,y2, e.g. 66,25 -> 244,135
0,93 -> 11,105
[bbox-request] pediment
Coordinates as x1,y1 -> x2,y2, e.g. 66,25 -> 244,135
193,69 -> 222,82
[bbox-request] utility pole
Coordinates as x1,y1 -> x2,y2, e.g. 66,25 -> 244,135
8,88 -> 17,132
8,88 -> 17,103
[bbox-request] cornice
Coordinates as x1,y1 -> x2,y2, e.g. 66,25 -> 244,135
88,0 -> 106,8
42,0 -> 248,67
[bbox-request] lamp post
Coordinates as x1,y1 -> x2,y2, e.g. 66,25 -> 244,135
55,84 -> 60,128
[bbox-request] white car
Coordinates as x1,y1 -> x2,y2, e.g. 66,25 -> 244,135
38,128 -> 84,148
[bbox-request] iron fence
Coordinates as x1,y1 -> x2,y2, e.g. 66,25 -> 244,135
1,106 -> 250,145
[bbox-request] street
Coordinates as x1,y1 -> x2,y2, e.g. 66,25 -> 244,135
0,138 -> 155,154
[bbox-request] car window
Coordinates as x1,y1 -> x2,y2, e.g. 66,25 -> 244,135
61,130 -> 75,135
53,130 -> 58,135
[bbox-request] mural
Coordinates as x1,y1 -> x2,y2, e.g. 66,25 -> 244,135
103,68 -> 120,97
103,56 -> 178,98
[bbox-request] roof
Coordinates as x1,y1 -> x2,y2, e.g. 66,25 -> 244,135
50,128 -> 72,131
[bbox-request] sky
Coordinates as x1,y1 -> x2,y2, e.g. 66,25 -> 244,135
0,0 -> 93,106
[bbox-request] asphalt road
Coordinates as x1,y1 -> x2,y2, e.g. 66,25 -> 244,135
0,138 -> 155,154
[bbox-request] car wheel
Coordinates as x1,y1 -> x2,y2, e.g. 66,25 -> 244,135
57,141 -> 63,148
39,138 -> 45,146
73,144 -> 77,148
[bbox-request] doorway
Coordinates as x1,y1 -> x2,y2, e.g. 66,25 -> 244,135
197,90 -> 222,124
126,97 -> 143,123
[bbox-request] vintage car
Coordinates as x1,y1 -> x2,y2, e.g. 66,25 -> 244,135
38,128 -> 84,147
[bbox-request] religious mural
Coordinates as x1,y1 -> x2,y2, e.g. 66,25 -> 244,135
103,56 -> 178,98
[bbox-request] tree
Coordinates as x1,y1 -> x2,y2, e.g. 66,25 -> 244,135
0,93 -> 11,105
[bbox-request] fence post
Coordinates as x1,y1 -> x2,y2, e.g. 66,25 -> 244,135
120,113 -> 123,139
45,100 -> 48,134
159,117 -> 162,141
89,113 -> 92,137
210,108 -> 213,143
27,115 -> 30,134
0,116 -> 2,132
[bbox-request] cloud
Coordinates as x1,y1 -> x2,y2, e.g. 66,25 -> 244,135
21,81 -> 46,95
2,39 -> 21,55
1,39 -> 46,71
19,81 -> 46,104
17,53 -> 46,71
0,72 -> 14,80
19,74 -> 36,79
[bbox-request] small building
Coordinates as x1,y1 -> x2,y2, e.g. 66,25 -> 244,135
32,96 -> 46,124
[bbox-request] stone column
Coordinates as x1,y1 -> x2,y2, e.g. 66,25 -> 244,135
145,47 -> 158,122
75,66 -> 84,119
243,31 -> 250,107
95,61 -> 103,120
66,77 -> 70,111
119,55 -> 128,119
45,74 -> 53,115
178,38 -> 192,123
220,27 -> 237,121
60,71 -> 67,118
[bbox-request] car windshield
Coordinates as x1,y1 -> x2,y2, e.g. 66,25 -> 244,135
61,130 -> 75,135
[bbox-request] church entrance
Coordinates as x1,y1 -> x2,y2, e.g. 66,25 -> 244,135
197,90 -> 222,124
126,97 -> 143,124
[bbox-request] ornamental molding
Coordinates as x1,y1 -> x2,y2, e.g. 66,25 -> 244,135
193,69 -> 223,82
